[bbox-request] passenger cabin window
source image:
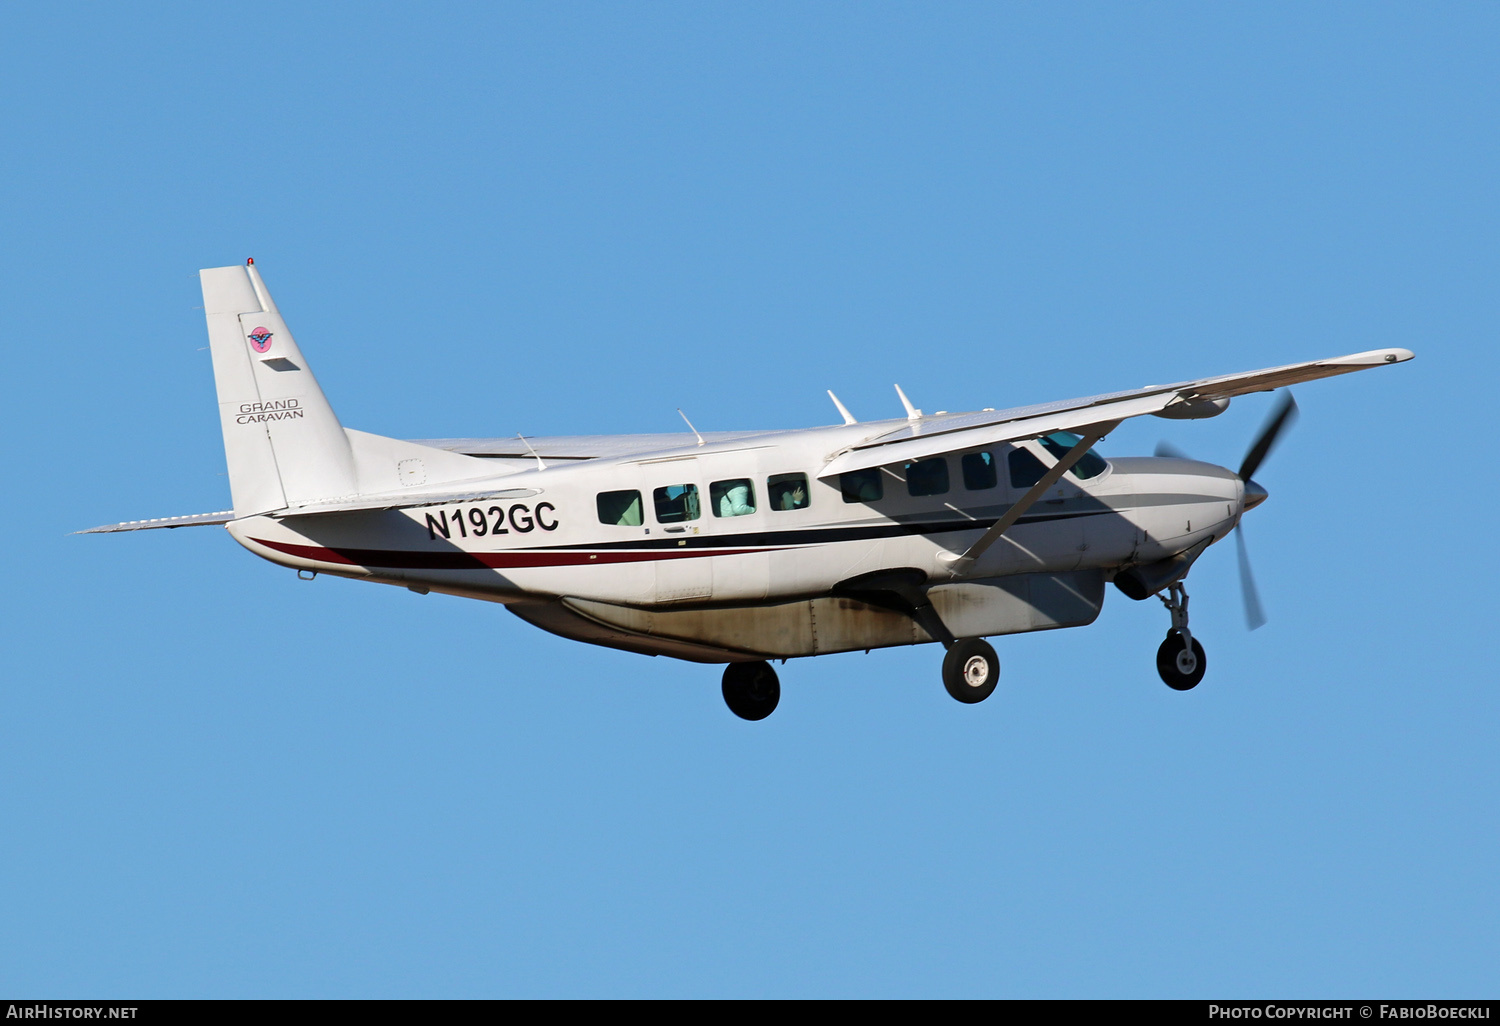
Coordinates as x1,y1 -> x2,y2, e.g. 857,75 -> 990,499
711,479 -> 756,518
1037,432 -> 1108,480
962,451 -> 997,490
905,457 -> 949,497
768,473 -> 810,511
653,483 -> 701,523
1008,447 -> 1048,489
840,468 -> 883,504
597,489 -> 643,527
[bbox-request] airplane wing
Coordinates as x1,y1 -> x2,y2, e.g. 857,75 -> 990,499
819,347 -> 1413,478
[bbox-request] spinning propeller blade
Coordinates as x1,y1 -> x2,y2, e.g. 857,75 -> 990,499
1234,524 -> 1267,630
1228,391 -> 1297,630
1153,440 -> 1191,460
1238,392 -> 1298,484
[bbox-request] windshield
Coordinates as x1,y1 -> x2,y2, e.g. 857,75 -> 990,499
1036,431 -> 1109,480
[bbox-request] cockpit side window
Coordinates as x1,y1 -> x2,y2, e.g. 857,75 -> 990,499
1036,432 -> 1108,480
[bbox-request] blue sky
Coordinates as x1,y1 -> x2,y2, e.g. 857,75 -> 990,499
1,2 -> 1495,997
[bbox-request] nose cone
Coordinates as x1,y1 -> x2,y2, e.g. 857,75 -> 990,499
1243,478 -> 1269,512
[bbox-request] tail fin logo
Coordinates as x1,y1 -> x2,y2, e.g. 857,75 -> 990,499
248,328 -> 274,353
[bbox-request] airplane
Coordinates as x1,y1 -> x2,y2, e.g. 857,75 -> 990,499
84,260 -> 1414,720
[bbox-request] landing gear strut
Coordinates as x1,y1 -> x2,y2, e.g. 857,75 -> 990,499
722,660 -> 781,720
1156,582 -> 1207,690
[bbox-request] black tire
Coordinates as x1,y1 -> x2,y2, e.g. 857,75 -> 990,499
942,638 -> 1000,704
722,661 -> 781,721
1156,632 -> 1207,691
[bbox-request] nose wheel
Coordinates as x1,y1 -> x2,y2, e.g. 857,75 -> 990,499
722,660 -> 781,720
1156,582 -> 1207,690
1157,632 -> 1207,690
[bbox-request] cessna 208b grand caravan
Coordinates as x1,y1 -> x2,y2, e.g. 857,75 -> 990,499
86,261 -> 1413,719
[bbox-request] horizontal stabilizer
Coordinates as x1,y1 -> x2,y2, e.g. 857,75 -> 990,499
270,486 -> 542,519
411,431 -> 768,462
77,511 -> 235,534
81,479 -> 542,531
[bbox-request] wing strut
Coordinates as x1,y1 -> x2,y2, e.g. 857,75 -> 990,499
939,426 -> 1115,576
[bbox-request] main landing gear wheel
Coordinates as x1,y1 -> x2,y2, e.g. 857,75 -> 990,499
942,638 -> 1000,704
722,661 -> 781,721
1156,632 -> 1207,691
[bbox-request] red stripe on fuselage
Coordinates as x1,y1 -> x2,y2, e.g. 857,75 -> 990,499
249,537 -> 775,570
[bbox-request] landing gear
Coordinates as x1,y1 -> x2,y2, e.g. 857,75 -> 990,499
722,660 -> 781,720
1156,582 -> 1207,690
942,638 -> 1000,704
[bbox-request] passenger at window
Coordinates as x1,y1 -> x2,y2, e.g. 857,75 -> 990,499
768,473 -> 810,511
711,479 -> 756,518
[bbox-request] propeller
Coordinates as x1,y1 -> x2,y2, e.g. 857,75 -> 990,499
1235,524 -> 1267,631
1238,391 -> 1298,484
1229,392 -> 1296,630
1153,392 -> 1298,631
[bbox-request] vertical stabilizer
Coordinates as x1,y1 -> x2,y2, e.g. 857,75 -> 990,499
201,262 -> 358,516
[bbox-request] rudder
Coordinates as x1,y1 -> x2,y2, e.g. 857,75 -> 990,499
201,262 -> 357,516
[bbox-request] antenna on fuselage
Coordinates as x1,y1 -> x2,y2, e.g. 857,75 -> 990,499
516,433 -> 547,471
894,384 -> 922,420
677,408 -> 705,446
827,390 -> 857,425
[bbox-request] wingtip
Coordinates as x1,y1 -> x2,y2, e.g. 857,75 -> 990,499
1337,347 -> 1414,366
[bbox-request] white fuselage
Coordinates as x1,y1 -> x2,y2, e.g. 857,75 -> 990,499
226,418 -> 1244,661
